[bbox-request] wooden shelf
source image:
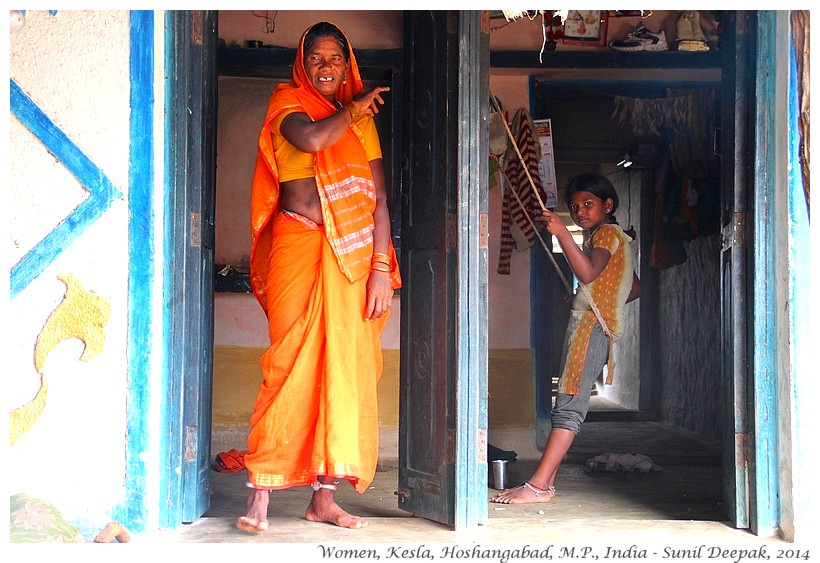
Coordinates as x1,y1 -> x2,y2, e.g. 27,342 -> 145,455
217,46 -> 400,78
490,49 -> 722,70
218,46 -> 721,78
214,272 -> 251,293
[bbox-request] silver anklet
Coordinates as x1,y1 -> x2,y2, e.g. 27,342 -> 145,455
245,482 -> 274,493
311,480 -> 339,492
523,481 -> 556,495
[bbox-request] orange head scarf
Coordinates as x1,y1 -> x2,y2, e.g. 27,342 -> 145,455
287,21 -> 364,107
249,22 -> 399,311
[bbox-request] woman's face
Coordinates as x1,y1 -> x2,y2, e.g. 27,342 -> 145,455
304,36 -> 349,101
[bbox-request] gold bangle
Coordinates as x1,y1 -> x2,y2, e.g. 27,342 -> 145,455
343,103 -> 358,120
371,252 -> 390,264
370,264 -> 390,273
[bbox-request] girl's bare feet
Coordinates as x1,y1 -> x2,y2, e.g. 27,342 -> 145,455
236,488 -> 270,533
490,481 -> 556,504
305,488 -> 367,529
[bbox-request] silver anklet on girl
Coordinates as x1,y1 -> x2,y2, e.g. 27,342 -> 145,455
523,481 -> 556,496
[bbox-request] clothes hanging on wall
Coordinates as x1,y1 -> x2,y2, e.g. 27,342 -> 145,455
612,88 -> 716,179
612,89 -> 721,269
649,180 -> 689,269
648,151 -> 719,269
497,108 -> 548,275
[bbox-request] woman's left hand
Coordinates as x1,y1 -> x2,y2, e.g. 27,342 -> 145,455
365,270 -> 393,320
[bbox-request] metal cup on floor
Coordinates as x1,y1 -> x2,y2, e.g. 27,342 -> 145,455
490,459 -> 509,490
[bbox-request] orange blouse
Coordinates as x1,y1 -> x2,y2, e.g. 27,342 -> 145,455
271,108 -> 383,183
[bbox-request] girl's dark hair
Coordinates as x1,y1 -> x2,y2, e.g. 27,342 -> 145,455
565,172 -> 619,219
304,22 -> 349,61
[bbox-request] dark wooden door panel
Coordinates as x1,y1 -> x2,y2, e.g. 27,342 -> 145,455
398,10 -> 456,526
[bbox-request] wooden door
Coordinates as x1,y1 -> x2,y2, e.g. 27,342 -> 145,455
719,10 -> 751,529
165,10 -> 217,525
397,10 -> 489,529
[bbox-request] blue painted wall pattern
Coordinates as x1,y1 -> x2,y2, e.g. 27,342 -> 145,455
8,9 -> 141,539
10,79 -> 124,298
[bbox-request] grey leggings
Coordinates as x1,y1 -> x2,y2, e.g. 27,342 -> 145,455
551,322 -> 609,434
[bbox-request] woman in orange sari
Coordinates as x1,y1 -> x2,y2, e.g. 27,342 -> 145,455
238,21 -> 401,533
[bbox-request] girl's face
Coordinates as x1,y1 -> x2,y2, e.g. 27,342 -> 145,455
567,190 -> 614,231
304,36 -> 349,102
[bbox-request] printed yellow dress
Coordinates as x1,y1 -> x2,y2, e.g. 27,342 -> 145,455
557,223 -> 633,395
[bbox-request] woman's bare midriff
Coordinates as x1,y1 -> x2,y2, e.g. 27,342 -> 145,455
280,178 -> 323,225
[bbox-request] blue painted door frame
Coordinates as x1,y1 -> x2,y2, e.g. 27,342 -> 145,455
120,10 -> 216,531
116,9 -> 154,533
748,10 -> 791,536
160,10 -> 217,527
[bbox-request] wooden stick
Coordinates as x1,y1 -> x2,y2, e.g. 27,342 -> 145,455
491,92 -> 611,337
497,162 -> 573,295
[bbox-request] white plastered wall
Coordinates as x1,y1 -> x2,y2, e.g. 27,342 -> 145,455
8,10 -> 134,534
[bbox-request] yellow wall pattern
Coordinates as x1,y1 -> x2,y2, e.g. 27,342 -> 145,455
213,347 -> 534,429
11,274 -> 111,445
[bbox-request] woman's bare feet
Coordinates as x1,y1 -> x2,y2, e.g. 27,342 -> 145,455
305,488 -> 367,529
490,481 -> 556,504
237,488 -> 270,533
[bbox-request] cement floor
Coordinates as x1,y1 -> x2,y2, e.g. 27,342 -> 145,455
144,422 -> 787,552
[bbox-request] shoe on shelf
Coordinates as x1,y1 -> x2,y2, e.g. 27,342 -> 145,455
675,10 -> 710,51
677,40 -> 710,52
609,23 -> 669,52
676,10 -> 708,42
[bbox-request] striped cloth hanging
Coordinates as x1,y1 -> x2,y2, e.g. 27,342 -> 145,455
498,108 -> 548,274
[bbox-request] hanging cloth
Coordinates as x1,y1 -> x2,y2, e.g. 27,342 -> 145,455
498,108 -> 548,274
490,92 -> 612,341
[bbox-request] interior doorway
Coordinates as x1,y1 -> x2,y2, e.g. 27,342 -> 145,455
484,9 -> 744,527
208,11 -> 408,521
209,10 -> 490,530
528,80 -> 722,426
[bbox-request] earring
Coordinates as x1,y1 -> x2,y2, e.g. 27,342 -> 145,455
343,73 -> 347,84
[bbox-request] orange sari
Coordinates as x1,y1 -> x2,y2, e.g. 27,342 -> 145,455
245,24 -> 400,493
